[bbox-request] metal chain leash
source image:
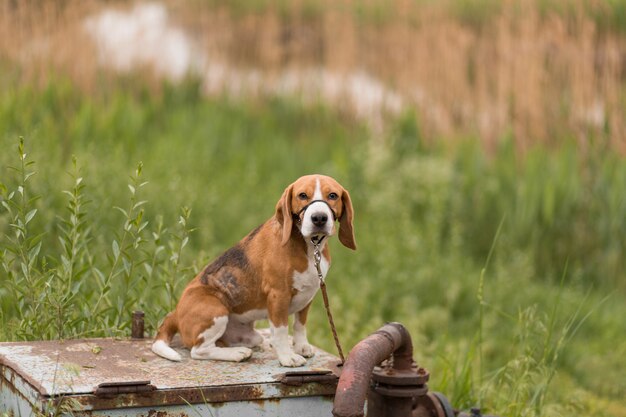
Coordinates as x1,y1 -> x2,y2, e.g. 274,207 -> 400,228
312,239 -> 346,364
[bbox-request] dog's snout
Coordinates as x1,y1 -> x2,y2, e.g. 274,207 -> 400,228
300,199 -> 334,237
311,212 -> 328,227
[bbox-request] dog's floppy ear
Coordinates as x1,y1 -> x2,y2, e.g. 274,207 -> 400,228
338,188 -> 357,250
275,184 -> 294,246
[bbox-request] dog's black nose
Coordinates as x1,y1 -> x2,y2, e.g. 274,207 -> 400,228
311,212 -> 328,227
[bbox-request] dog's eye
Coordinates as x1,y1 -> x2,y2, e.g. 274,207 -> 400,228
298,192 -> 308,200
328,192 -> 338,200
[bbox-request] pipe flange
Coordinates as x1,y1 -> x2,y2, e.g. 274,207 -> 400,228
372,382 -> 429,397
371,363 -> 430,386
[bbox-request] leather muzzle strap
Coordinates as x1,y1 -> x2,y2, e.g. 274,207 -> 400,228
293,200 -> 338,224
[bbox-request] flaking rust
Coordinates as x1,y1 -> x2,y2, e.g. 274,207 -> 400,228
0,329 -> 341,414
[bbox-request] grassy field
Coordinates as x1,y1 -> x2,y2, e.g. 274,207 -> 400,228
1,78 -> 625,416
1,1 -> 626,416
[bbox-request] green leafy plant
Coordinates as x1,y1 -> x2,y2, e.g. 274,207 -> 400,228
1,137 -> 46,339
0,139 -> 196,340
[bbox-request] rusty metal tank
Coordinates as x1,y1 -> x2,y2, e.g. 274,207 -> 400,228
0,329 -> 341,416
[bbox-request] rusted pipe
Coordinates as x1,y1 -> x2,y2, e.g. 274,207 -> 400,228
333,322 -> 416,417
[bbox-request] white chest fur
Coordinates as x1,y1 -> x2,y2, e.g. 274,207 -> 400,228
289,250 -> 329,315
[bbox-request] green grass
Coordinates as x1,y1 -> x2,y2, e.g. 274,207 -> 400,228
1,78 -> 625,416
196,0 -> 626,33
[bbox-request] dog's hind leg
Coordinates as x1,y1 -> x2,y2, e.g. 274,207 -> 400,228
178,297 -> 252,362
190,316 -> 252,361
173,292 -> 252,362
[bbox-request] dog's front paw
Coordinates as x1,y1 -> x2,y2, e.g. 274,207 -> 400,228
294,343 -> 315,358
278,352 -> 307,367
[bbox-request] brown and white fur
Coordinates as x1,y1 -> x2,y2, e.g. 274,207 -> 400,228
151,175 -> 356,367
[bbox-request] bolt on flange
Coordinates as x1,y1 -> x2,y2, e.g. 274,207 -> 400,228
371,358 -> 430,397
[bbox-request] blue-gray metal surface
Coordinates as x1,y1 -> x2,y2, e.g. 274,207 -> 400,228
0,329 -> 341,416
53,397 -> 334,417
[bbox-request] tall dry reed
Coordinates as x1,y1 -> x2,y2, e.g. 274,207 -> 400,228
2,0 -> 625,152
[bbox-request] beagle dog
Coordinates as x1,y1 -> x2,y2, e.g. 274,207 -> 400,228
152,175 -> 356,367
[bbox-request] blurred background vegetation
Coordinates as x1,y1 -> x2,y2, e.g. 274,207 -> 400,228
1,1 -> 625,416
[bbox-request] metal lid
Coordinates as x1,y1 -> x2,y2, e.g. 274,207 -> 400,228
0,329 -> 341,410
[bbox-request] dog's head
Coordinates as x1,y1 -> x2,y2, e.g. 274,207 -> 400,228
275,175 -> 356,250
